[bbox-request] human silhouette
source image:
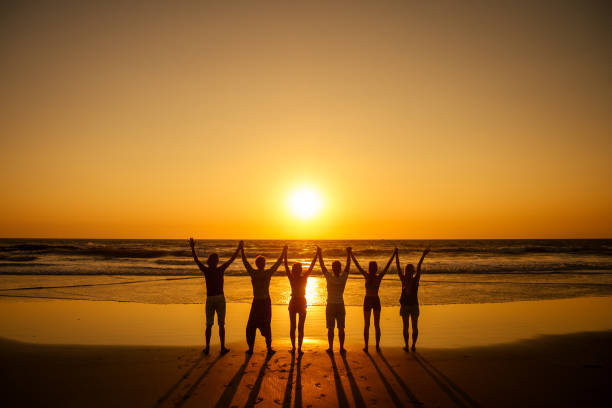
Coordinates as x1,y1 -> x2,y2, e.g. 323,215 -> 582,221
284,249 -> 317,355
351,248 -> 397,353
318,246 -> 351,354
396,248 -> 430,351
241,243 -> 287,355
189,238 -> 241,354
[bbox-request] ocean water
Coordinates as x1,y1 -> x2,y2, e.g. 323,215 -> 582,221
1,239 -> 612,306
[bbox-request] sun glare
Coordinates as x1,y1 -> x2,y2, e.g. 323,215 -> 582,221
288,187 -> 323,220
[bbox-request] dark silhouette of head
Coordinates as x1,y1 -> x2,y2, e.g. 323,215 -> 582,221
368,261 -> 378,275
207,253 -> 219,267
255,255 -> 266,270
291,263 -> 302,276
405,264 -> 415,279
331,261 -> 342,276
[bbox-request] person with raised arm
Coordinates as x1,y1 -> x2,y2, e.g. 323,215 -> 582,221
241,242 -> 287,355
318,246 -> 351,354
351,247 -> 397,353
189,238 -> 241,355
284,248 -> 318,355
397,247 -> 430,351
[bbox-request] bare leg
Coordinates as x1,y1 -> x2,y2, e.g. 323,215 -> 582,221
204,324 -> 212,354
373,308 -> 381,352
338,328 -> 346,354
219,325 -> 229,354
297,312 -> 306,354
411,313 -> 419,351
289,311 -> 297,352
363,308 -> 371,352
327,328 -> 334,353
401,315 -> 410,351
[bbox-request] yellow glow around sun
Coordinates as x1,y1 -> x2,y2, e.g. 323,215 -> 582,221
288,187 -> 323,220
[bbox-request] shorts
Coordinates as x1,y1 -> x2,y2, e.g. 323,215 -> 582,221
288,296 -> 307,314
205,294 -> 226,326
363,295 -> 381,313
400,304 -> 420,318
326,303 -> 346,329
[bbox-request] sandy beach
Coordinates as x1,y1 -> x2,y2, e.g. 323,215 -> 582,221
2,331 -> 611,407
2,296 -> 612,407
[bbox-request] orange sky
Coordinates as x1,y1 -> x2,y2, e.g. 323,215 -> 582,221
1,1 -> 611,239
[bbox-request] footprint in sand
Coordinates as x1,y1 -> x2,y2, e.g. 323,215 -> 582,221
315,382 -> 321,388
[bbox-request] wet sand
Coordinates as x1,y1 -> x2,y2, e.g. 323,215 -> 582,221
2,296 -> 612,347
2,331 -> 611,407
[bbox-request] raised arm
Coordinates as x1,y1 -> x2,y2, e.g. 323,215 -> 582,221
240,245 -> 255,277
268,245 -> 288,275
304,250 -> 318,278
220,241 -> 242,271
189,238 -> 206,271
342,247 -> 352,276
283,249 -> 291,278
416,248 -> 430,280
317,247 -> 329,276
395,248 -> 404,280
379,248 -> 398,279
350,252 -> 367,278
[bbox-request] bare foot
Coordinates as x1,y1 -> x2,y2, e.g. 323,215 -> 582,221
339,348 -> 347,355
290,348 -> 296,354
246,349 -> 254,355
411,345 -> 416,352
403,346 -> 410,352
376,345 -> 381,353
267,348 -> 276,355
325,348 -> 333,354
298,349 -> 304,356
220,347 -> 230,354
202,347 -> 210,355
363,347 -> 369,353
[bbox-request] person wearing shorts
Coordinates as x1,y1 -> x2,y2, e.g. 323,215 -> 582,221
189,238 -> 241,355
284,249 -> 317,355
242,243 -> 287,355
396,248 -> 430,351
351,248 -> 397,353
318,246 -> 351,354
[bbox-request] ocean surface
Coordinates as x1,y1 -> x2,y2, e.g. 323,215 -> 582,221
1,239 -> 611,306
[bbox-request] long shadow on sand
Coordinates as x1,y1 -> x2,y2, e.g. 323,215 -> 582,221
244,352 -> 274,408
155,353 -> 208,406
174,353 -> 226,407
412,352 -> 480,408
327,352 -> 350,407
282,354 -> 295,408
295,355 -> 303,408
378,352 -> 423,405
365,352 -> 404,407
214,354 -> 253,408
340,353 -> 367,408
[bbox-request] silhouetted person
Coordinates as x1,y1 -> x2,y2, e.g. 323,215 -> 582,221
189,238 -> 241,354
351,248 -> 397,353
241,243 -> 287,355
318,246 -> 351,354
396,248 -> 430,351
284,248 -> 317,355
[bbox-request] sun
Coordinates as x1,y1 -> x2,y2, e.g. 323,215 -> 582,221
288,187 -> 323,220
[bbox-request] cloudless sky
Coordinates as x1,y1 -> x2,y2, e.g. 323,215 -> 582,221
1,1 -> 611,238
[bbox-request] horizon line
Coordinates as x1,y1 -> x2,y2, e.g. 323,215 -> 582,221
1,237 -> 610,241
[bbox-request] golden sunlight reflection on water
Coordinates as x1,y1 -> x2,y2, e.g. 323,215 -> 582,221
305,275 -> 323,306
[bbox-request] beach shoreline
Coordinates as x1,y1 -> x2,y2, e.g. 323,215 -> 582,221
2,296 -> 612,348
